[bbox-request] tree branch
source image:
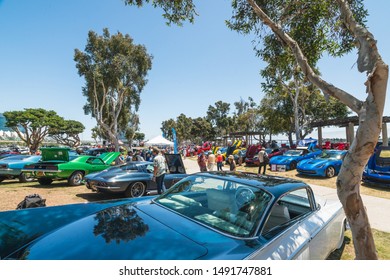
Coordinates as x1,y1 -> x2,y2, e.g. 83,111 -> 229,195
247,0 -> 364,114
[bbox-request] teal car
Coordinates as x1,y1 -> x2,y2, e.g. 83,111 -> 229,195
22,148 -> 120,186
0,155 -> 42,183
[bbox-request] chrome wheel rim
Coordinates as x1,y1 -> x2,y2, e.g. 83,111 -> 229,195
131,182 -> 145,197
326,167 -> 335,177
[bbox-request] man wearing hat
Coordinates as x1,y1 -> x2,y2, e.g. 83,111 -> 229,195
258,147 -> 268,175
227,154 -> 237,171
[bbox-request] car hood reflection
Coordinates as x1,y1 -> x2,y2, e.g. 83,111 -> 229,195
14,204 -> 208,260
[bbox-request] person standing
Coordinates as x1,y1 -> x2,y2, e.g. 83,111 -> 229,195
216,151 -> 223,171
152,147 -> 167,194
207,152 -> 216,171
197,151 -> 207,172
257,147 -> 268,175
227,155 -> 236,171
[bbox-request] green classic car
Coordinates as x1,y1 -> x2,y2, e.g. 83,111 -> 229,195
22,148 -> 120,186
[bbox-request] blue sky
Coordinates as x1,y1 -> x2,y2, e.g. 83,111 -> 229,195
0,0 -> 389,142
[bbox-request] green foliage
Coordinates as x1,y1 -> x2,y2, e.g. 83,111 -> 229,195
206,101 -> 234,135
161,118 -> 177,141
260,84 -> 350,141
189,117 -> 215,143
123,0 -> 197,25
228,0 -> 367,60
3,108 -> 72,151
48,119 -> 85,148
161,114 -> 215,144
74,28 -> 152,147
227,0 -> 366,142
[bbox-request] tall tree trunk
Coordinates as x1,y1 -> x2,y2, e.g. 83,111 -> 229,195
288,132 -> 293,148
293,76 -> 300,144
337,60 -> 388,259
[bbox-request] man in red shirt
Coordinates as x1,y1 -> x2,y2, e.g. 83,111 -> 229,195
216,151 -> 223,171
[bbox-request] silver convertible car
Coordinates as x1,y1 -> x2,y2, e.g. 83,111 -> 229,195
0,172 -> 347,260
84,154 -> 188,197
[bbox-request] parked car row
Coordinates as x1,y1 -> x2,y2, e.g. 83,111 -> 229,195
1,144 -> 388,260
269,147 -> 322,171
0,170 -> 347,260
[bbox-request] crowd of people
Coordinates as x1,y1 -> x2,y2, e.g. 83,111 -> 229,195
194,148 -> 269,175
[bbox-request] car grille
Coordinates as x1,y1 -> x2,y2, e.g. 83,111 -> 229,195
297,168 -> 316,174
0,164 -> 8,169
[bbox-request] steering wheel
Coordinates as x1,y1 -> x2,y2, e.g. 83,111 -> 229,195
235,187 -> 255,208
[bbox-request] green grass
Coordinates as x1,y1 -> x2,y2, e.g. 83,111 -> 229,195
329,229 -> 390,260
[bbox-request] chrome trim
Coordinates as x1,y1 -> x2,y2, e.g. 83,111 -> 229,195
246,212 -> 312,260
22,169 -> 61,173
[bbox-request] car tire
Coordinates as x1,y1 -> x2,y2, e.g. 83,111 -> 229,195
18,173 -> 34,183
325,166 -> 336,178
125,181 -> 146,198
289,161 -> 297,170
68,171 -> 84,186
38,178 -> 53,185
0,176 -> 5,183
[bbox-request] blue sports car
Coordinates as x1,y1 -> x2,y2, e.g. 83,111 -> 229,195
269,147 -> 322,171
363,145 -> 390,187
0,172 -> 346,260
0,155 -> 42,183
297,150 -> 347,178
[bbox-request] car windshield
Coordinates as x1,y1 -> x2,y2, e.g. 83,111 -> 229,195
155,175 -> 272,238
284,150 -> 303,156
320,151 -> 344,160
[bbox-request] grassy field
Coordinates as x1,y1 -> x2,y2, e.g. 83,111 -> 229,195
328,229 -> 390,260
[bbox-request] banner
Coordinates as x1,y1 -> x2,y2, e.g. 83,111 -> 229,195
172,128 -> 178,154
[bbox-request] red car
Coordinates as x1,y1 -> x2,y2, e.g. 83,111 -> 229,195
244,144 -> 262,166
245,148 -> 286,166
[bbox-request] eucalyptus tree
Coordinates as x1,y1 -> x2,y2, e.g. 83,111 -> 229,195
189,117 -> 215,143
206,101 -> 233,137
49,120 -> 85,148
4,108 -> 67,152
261,82 -> 350,146
175,113 -> 194,143
123,0 -> 388,259
74,28 -> 152,151
161,118 -> 177,141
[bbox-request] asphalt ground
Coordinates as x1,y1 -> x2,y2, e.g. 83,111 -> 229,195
182,158 -> 390,233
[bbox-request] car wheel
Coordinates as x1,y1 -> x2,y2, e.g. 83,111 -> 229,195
325,166 -> 336,178
0,176 -> 5,183
68,171 -> 84,186
18,173 -> 34,183
289,161 -> 297,170
125,181 -> 146,198
38,178 -> 53,185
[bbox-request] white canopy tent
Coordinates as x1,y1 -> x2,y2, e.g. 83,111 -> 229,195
144,135 -> 174,147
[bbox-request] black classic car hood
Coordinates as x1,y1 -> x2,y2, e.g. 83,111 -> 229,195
5,201 -> 208,260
